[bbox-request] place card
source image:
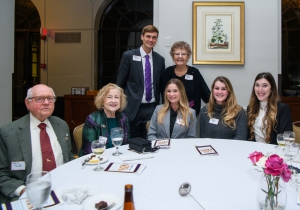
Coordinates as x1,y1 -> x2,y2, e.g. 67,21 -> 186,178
104,162 -> 146,175
1,190 -> 60,210
195,145 -> 218,155
154,139 -> 170,148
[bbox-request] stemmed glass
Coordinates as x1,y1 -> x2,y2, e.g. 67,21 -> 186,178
91,139 -> 106,171
26,171 -> 52,210
276,134 -> 285,155
283,131 -> 296,147
288,143 -> 299,166
111,127 -> 124,156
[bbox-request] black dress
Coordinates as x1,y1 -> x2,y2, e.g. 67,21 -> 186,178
160,65 -> 210,115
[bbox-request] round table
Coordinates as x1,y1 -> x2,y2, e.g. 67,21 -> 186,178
48,138 -> 299,210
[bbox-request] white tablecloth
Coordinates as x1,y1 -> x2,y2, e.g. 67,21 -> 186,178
47,138 -> 299,210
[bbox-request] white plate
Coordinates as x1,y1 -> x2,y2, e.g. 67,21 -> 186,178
85,156 -> 109,165
82,193 -> 122,210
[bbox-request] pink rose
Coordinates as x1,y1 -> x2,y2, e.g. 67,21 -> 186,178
264,154 -> 285,176
281,164 -> 292,182
248,151 -> 264,165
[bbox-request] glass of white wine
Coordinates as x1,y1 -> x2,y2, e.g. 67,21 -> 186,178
277,133 -> 285,147
91,139 -> 106,171
26,171 -> 51,210
111,127 -> 124,156
283,131 -> 296,146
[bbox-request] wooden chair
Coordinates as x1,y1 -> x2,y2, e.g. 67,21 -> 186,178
73,123 -> 84,154
146,121 -> 150,132
293,121 -> 300,144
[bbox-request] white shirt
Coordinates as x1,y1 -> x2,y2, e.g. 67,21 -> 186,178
254,102 -> 267,143
14,113 -> 64,196
140,46 -> 155,103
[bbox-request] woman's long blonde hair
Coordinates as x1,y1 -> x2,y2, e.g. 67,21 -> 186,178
157,79 -> 193,126
248,72 -> 279,143
207,76 -> 242,129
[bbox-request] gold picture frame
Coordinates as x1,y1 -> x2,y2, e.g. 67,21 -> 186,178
192,2 -> 245,65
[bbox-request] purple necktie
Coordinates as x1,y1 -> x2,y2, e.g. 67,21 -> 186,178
145,55 -> 152,103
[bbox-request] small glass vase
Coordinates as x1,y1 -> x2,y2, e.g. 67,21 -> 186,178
257,173 -> 287,210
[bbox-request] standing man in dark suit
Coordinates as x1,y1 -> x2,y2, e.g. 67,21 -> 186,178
0,84 -> 74,203
117,25 -> 165,139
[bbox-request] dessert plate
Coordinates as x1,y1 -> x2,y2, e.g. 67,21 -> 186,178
82,193 -> 122,210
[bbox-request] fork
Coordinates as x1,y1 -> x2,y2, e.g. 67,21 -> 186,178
100,202 -> 116,210
82,155 -> 96,166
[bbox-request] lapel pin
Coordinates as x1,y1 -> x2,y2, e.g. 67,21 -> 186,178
65,133 -> 69,141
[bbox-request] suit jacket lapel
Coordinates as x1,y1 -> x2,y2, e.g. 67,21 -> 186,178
164,109 -> 171,137
152,52 -> 159,93
49,117 -> 68,163
17,114 -> 33,175
133,49 -> 144,87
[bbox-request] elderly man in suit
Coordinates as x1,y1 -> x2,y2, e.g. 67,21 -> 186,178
116,25 -> 165,139
0,84 -> 74,203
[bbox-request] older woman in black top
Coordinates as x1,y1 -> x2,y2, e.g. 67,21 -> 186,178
160,41 -> 210,116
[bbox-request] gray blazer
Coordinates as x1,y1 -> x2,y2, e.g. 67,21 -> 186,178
0,114 -> 74,202
116,48 -> 165,121
147,105 -> 197,141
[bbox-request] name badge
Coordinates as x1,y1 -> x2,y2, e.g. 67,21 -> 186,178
209,118 -> 219,125
11,161 -> 26,171
176,118 -> 185,126
132,55 -> 141,61
185,74 -> 193,80
99,136 -> 108,144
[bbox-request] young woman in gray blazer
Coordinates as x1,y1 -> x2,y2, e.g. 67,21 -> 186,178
147,79 -> 196,141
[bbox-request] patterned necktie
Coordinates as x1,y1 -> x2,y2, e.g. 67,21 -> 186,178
145,55 -> 152,103
38,123 -> 56,171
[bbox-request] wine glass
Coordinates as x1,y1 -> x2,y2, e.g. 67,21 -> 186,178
277,134 -> 285,148
288,143 -> 299,166
91,139 -> 106,171
26,171 -> 52,210
283,131 -> 296,146
111,127 -> 124,156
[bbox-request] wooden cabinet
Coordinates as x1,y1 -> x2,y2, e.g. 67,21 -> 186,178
281,97 -> 300,123
64,95 -> 98,131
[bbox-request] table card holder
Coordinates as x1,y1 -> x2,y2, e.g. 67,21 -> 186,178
195,145 -> 218,155
1,191 -> 60,210
104,163 -> 146,175
154,139 -> 171,148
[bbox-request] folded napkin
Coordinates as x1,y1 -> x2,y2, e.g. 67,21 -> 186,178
61,188 -> 88,204
119,154 -> 154,161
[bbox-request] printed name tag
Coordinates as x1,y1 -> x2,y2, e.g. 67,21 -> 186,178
99,136 -> 108,144
132,55 -> 141,61
11,161 -> 26,171
209,118 -> 219,125
185,74 -> 193,80
176,118 -> 185,126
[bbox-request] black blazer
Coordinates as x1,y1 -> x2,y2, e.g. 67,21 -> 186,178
116,48 -> 165,121
247,102 -> 293,144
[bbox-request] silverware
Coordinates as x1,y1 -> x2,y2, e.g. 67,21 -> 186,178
100,202 -> 116,210
82,155 -> 96,166
179,182 -> 205,210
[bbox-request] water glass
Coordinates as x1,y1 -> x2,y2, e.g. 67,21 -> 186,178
111,127 -> 124,156
26,171 -> 52,210
289,143 -> 300,166
283,131 -> 295,146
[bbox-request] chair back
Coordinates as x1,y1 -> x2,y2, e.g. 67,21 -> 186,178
293,121 -> 300,144
146,121 -> 150,132
73,123 -> 84,152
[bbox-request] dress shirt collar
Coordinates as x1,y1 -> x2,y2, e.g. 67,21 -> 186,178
140,46 -> 153,59
30,112 -> 50,129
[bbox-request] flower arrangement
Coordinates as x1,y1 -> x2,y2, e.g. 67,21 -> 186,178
249,151 -> 292,210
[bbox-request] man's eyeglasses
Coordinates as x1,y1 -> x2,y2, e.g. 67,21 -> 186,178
28,96 -> 56,103
174,52 -> 187,57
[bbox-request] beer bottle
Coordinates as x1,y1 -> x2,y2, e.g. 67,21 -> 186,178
123,184 -> 135,210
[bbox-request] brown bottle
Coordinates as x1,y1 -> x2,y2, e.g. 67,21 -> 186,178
123,184 -> 135,210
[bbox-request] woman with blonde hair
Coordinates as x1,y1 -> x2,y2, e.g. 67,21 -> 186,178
248,72 -> 292,144
147,79 -> 196,140
79,83 -> 130,156
200,76 -> 247,140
